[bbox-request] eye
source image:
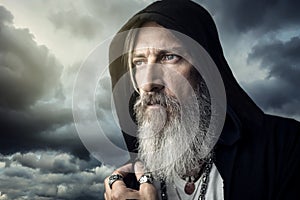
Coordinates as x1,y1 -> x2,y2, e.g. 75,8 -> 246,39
132,59 -> 146,67
161,54 -> 181,63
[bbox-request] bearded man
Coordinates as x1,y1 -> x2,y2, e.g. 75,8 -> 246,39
104,1 -> 300,200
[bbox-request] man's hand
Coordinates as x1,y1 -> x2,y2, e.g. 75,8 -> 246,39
104,162 -> 158,200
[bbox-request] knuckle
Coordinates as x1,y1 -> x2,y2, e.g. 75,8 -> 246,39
104,177 -> 110,188
140,184 -> 157,194
111,192 -> 121,200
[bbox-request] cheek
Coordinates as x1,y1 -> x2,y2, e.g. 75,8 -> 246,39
187,73 -> 198,90
162,66 -> 197,99
133,70 -> 142,86
132,63 -> 197,97
178,65 -> 197,89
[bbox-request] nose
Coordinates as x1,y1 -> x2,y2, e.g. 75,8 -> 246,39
140,82 -> 164,93
137,64 -> 164,93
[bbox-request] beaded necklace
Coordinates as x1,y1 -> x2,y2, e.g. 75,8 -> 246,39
160,157 -> 213,200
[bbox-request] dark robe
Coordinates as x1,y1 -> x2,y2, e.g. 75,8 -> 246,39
108,0 -> 300,199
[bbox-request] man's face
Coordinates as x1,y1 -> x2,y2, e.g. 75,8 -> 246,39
132,22 -> 197,104
130,22 -> 211,181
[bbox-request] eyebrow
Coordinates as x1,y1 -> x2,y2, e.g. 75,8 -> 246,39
132,47 -> 187,57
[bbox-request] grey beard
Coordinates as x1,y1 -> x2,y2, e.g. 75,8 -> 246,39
134,86 -> 211,182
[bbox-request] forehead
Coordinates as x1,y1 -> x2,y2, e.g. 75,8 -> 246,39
133,22 -> 183,51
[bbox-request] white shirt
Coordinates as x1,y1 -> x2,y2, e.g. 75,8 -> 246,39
153,164 -> 224,200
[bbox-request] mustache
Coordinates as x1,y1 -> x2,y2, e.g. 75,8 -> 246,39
137,92 -> 168,107
134,92 -> 181,118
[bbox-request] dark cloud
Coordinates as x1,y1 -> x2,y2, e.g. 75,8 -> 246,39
12,152 -> 79,174
0,6 -> 63,109
0,0 -> 298,199
0,6 -> 13,24
193,0 -> 300,119
0,6 -> 90,159
245,36 -> 300,118
0,151 -> 113,200
197,0 -> 300,34
0,105 -> 91,159
3,165 -> 34,179
0,4 -> 123,200
249,36 -> 300,85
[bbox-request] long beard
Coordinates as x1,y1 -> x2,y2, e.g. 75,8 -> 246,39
134,86 -> 211,182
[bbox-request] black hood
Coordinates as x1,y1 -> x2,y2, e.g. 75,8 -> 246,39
109,0 -> 263,155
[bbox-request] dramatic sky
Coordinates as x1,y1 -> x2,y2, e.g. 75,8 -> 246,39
0,0 -> 299,199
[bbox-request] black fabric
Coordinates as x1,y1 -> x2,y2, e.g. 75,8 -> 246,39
214,115 -> 300,200
109,0 -> 300,199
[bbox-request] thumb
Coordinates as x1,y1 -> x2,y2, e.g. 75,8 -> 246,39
134,161 -> 155,184
134,161 -> 158,200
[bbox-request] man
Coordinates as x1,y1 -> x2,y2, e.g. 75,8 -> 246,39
105,0 -> 300,199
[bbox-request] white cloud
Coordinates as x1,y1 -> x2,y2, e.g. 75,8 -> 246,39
0,193 -> 8,200
0,162 -> 5,169
0,151 -> 114,200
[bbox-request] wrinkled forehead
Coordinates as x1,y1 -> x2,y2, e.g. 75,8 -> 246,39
134,26 -> 183,49
132,25 -> 189,57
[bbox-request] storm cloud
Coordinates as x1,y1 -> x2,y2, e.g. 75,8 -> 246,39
196,0 -> 300,119
198,0 -> 300,34
0,0 -> 299,199
0,6 -> 92,159
246,36 -> 300,118
0,6 -> 62,109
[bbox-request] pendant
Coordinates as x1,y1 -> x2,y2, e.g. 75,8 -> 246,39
184,181 -> 195,195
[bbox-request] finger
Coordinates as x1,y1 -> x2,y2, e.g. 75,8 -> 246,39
139,185 -> 158,200
105,164 -> 142,200
115,163 -> 134,177
104,173 -> 125,199
134,162 -> 158,200
105,176 -> 141,200
104,163 -> 133,199
104,176 -> 111,200
134,161 -> 145,180
111,181 -> 140,200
